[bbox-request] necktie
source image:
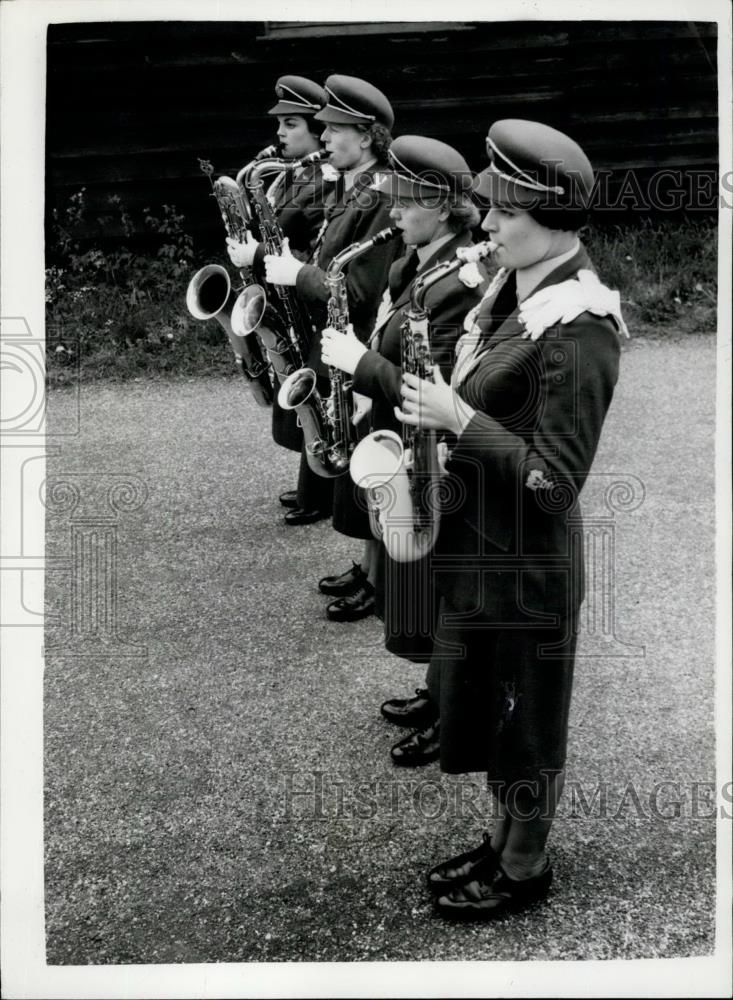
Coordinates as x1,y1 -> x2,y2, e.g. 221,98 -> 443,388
311,176 -> 344,266
388,249 -> 420,302
476,270 -> 518,342
325,175 -> 345,218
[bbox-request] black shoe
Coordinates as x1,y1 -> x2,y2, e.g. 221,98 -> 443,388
390,719 -> 440,767
279,490 -> 299,509
318,561 -> 366,597
434,862 -> 553,921
284,507 -> 326,526
326,583 -> 375,622
426,833 -> 499,894
381,688 -> 438,728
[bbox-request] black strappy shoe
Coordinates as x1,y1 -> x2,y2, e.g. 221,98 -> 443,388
434,861 -> 553,921
426,832 -> 499,894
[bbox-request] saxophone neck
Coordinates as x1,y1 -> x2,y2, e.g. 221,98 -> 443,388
328,225 -> 399,279
407,239 -> 497,314
408,258 -> 456,316
247,157 -> 288,189
248,149 -> 328,189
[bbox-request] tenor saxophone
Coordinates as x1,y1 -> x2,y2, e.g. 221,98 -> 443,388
185,157 -> 275,407
278,225 -> 400,478
349,240 -> 495,562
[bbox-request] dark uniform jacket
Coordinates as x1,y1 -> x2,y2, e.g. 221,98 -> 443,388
295,163 -> 402,379
253,160 -> 331,267
352,230 -> 487,435
434,244 -> 621,624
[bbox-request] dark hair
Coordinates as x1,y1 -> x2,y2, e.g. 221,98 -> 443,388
444,196 -> 481,233
306,117 -> 323,141
525,173 -> 593,232
358,123 -> 393,164
527,204 -> 589,233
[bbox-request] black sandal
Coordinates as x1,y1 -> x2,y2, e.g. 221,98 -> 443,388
434,862 -> 553,921
426,832 -> 499,894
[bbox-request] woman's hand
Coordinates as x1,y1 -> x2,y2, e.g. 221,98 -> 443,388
264,237 -> 303,286
395,366 -> 475,436
320,323 -> 367,374
226,233 -> 259,268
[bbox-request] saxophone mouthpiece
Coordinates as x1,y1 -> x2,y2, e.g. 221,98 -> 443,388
373,225 -> 400,245
297,150 -> 328,168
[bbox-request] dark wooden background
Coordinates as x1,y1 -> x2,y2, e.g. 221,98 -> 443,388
45,19 -> 719,247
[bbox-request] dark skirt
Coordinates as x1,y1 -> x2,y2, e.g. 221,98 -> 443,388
296,445 -> 334,514
332,474 -> 372,539
426,597 -> 578,783
331,419 -> 372,539
374,542 -> 437,664
272,394 -> 302,452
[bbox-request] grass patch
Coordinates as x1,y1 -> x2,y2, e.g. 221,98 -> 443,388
46,191 -> 718,388
584,217 -> 718,337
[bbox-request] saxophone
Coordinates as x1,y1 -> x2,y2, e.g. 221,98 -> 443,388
349,240 -> 495,562
278,225 -> 400,478
185,157 -> 276,407
241,151 -> 326,377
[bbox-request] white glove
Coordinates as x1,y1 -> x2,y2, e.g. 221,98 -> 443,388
351,391 -> 372,425
518,269 -> 629,340
263,237 -> 303,286
226,232 -> 259,268
320,323 -> 367,375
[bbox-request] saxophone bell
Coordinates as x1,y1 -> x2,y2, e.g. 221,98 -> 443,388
231,284 -> 267,337
186,265 -> 274,407
350,429 -> 440,563
277,368 -> 346,478
186,263 -> 231,322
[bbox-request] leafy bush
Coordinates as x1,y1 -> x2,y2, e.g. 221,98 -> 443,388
46,189 -> 234,383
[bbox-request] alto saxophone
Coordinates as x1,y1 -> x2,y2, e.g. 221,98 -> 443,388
349,240 -> 495,562
185,157 -> 276,407
278,225 -> 400,478
241,151 -> 327,378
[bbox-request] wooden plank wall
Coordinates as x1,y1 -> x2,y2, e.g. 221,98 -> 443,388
45,20 -> 718,246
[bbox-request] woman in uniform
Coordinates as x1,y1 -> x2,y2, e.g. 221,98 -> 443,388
265,75 -> 402,621
227,74 -> 333,526
321,134 -> 487,760
394,120 -> 626,919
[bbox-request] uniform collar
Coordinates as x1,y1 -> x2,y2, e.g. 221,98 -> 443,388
516,238 -> 580,302
416,231 -> 455,266
342,156 -> 377,192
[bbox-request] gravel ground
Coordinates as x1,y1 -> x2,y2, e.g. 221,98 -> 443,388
44,335 -> 717,964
